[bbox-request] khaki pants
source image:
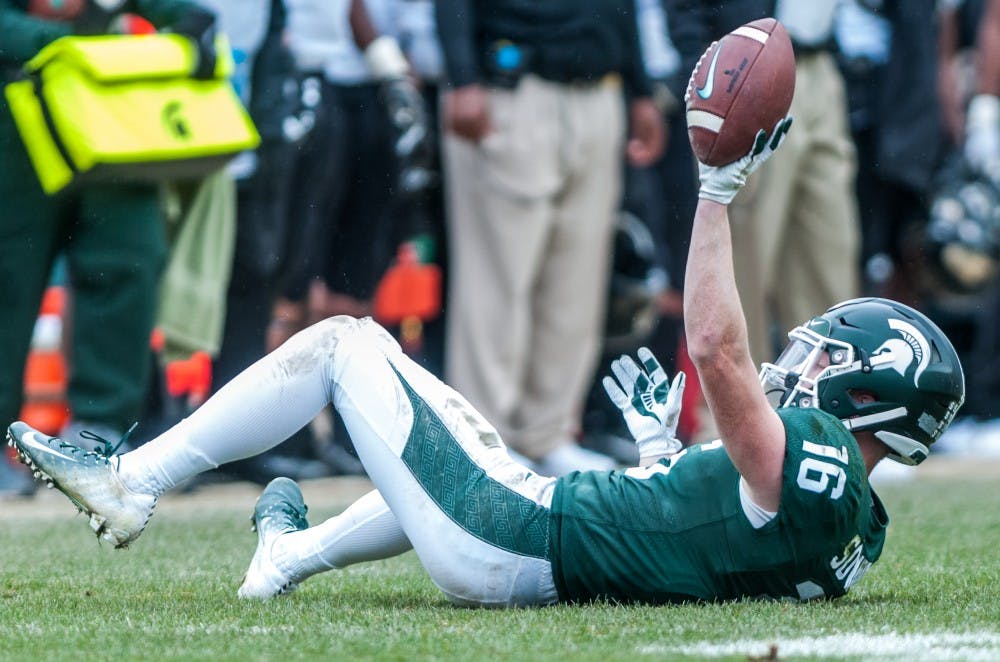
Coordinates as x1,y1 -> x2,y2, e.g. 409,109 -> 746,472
729,52 -> 860,367
443,75 -> 625,458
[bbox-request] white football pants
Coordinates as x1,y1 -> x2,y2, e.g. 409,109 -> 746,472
123,317 -> 560,606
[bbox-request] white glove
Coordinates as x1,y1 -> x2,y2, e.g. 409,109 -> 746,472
602,347 -> 685,464
965,94 -> 1000,175
698,116 -> 794,205
364,35 -> 410,81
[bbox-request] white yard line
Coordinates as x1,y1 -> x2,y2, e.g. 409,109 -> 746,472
641,631 -> 1000,661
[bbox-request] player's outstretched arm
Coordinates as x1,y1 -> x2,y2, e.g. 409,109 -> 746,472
684,120 -> 791,512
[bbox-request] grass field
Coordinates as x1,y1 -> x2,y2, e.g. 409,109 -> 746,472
1,460 -> 999,661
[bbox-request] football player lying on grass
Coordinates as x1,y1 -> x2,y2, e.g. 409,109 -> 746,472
8,118 -> 965,605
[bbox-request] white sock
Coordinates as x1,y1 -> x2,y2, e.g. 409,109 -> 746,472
272,490 -> 412,581
116,420 -> 221,497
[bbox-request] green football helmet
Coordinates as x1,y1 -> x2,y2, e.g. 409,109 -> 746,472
759,298 -> 966,465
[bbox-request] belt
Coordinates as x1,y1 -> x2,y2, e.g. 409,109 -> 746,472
792,40 -> 832,57
483,69 -> 620,91
481,40 -> 620,90
544,72 -> 621,90
532,67 -> 619,88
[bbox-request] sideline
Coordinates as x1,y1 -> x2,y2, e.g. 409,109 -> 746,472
3,455 -> 998,519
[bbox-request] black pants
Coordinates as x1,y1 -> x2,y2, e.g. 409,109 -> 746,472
283,81 -> 399,302
622,115 -> 698,373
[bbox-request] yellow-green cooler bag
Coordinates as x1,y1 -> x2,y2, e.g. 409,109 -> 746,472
4,33 -> 260,195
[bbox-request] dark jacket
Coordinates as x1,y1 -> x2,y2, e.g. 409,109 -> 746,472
663,0 -> 772,101
870,0 -> 942,190
435,0 -> 652,98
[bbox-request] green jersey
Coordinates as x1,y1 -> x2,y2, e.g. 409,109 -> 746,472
548,408 -> 888,604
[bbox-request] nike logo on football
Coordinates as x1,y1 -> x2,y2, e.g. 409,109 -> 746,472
696,45 -> 723,100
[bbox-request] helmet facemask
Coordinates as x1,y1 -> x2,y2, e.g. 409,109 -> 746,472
760,325 -> 855,410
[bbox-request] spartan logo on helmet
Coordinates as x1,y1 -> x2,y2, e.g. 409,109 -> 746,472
873,319 -> 931,388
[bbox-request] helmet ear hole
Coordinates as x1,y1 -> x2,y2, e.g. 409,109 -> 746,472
848,389 -> 877,405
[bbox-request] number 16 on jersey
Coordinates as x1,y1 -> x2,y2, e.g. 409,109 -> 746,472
796,440 -> 849,500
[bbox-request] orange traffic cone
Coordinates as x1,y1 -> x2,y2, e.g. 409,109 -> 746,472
374,242 -> 442,324
20,286 -> 70,435
373,242 -> 442,354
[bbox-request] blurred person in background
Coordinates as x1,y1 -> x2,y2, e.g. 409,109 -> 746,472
393,0 -> 448,377
185,0 -> 334,485
202,0 -> 300,397
0,0 -> 217,496
260,0 -> 432,477
622,0 -> 697,377
833,0 -> 942,304
436,0 -> 665,475
269,0 -> 430,346
932,0 -> 1000,453
962,0 -> 1000,177
582,0 -> 700,460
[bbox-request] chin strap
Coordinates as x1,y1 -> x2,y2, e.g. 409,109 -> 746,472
840,406 -> 909,432
874,430 -> 929,466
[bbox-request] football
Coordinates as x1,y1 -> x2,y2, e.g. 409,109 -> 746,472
685,18 -> 796,166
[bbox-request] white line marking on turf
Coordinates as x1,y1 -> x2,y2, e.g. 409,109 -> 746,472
638,631 -> 1000,661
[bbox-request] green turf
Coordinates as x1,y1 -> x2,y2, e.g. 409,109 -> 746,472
2,474 -> 999,661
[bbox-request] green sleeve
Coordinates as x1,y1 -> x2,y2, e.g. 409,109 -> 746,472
0,0 -> 71,65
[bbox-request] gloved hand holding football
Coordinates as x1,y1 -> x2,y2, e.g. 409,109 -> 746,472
698,117 -> 792,204
685,17 -> 795,166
